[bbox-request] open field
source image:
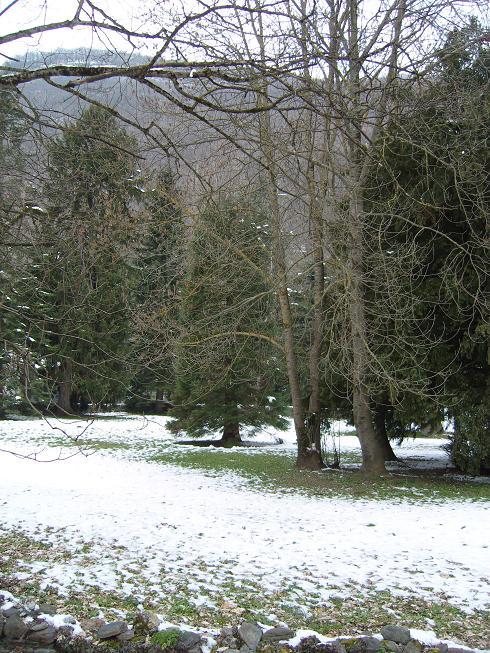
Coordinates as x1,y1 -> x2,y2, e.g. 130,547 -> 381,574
0,415 -> 489,648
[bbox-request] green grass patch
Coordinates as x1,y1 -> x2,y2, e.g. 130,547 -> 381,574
150,448 -> 490,503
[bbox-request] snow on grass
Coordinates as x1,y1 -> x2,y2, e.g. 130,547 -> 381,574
0,415 -> 489,641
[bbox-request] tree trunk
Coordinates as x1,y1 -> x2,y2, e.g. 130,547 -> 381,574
155,388 -> 167,413
222,420 -> 240,442
56,358 -> 73,415
374,401 -> 398,461
221,390 -> 241,444
353,387 -> 387,474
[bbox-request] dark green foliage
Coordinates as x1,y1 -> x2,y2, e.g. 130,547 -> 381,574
26,106 -> 139,411
363,21 -> 489,470
126,169 -> 184,412
170,194 -> 289,440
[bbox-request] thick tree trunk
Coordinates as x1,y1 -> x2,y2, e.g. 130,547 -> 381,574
222,420 -> 240,442
56,358 -> 73,415
353,387 -> 387,474
374,401 -> 398,461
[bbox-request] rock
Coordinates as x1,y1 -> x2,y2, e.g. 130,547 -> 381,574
384,643 -> 402,653
238,622 -> 262,651
381,627 -> 411,646
223,649 -> 241,653
344,637 -> 381,653
58,625 -> 75,638
81,617 -> 104,634
240,646 -> 252,653
0,615 -> 5,637
262,627 -> 295,642
220,627 -> 235,638
178,630 -> 202,651
96,621 -> 128,639
2,608 -> 20,619
360,637 -> 382,653
403,641 -> 423,653
133,610 -> 160,635
38,604 -> 57,616
4,615 -> 28,640
447,649 -> 474,653
30,621 -> 50,632
117,629 -> 135,642
27,625 -> 57,645
63,616 -> 77,625
188,646 -> 202,653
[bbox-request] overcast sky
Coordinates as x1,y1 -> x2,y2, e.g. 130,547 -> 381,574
0,0 -> 153,59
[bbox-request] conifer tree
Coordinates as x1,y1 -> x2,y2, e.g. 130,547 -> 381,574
27,106 -> 139,413
363,20 -> 489,472
127,169 -> 185,413
170,194 -> 289,443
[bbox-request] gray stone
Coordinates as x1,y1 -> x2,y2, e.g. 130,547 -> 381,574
1,608 -> 19,619
345,638 -> 376,653
435,645 -> 448,653
188,646 -> 202,653
384,643 -> 402,653
220,627 -> 235,638
240,646 -> 252,653
0,615 -> 4,638
223,649 -> 241,653
238,622 -> 262,651
97,621 -> 128,639
178,630 -> 202,651
27,626 -> 57,645
4,615 -> 28,640
30,621 -> 50,632
381,627 -> 411,646
63,616 -> 77,625
333,640 -> 347,653
360,637 -> 382,653
38,604 -> 57,617
117,629 -> 135,642
134,610 -> 160,634
58,625 -> 75,638
403,641 -> 423,653
262,627 -> 295,642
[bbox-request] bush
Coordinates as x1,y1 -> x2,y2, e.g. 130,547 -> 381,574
449,405 -> 490,475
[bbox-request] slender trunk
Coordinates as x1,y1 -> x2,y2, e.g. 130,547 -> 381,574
374,401 -> 398,461
56,358 -> 73,415
155,388 -> 167,413
348,186 -> 386,474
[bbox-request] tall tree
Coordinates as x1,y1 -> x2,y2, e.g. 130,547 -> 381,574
28,106 -> 139,413
127,168 -> 185,413
170,194 -> 289,443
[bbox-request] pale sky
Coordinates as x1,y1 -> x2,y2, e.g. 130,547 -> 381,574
0,0 -> 154,60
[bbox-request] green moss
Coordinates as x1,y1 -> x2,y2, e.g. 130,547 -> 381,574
151,628 -> 181,649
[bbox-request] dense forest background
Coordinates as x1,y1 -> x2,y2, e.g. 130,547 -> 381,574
0,6 -> 488,477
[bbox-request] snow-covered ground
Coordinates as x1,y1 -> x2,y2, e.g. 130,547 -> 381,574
0,415 -> 489,623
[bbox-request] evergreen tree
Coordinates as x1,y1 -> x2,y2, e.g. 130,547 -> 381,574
170,194 -> 289,443
27,106 -> 139,413
127,169 -> 185,413
363,20 -> 489,472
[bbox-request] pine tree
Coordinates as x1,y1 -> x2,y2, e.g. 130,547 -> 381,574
170,194 -> 289,443
127,169 -> 185,413
27,106 -> 139,413
363,20 -> 489,472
